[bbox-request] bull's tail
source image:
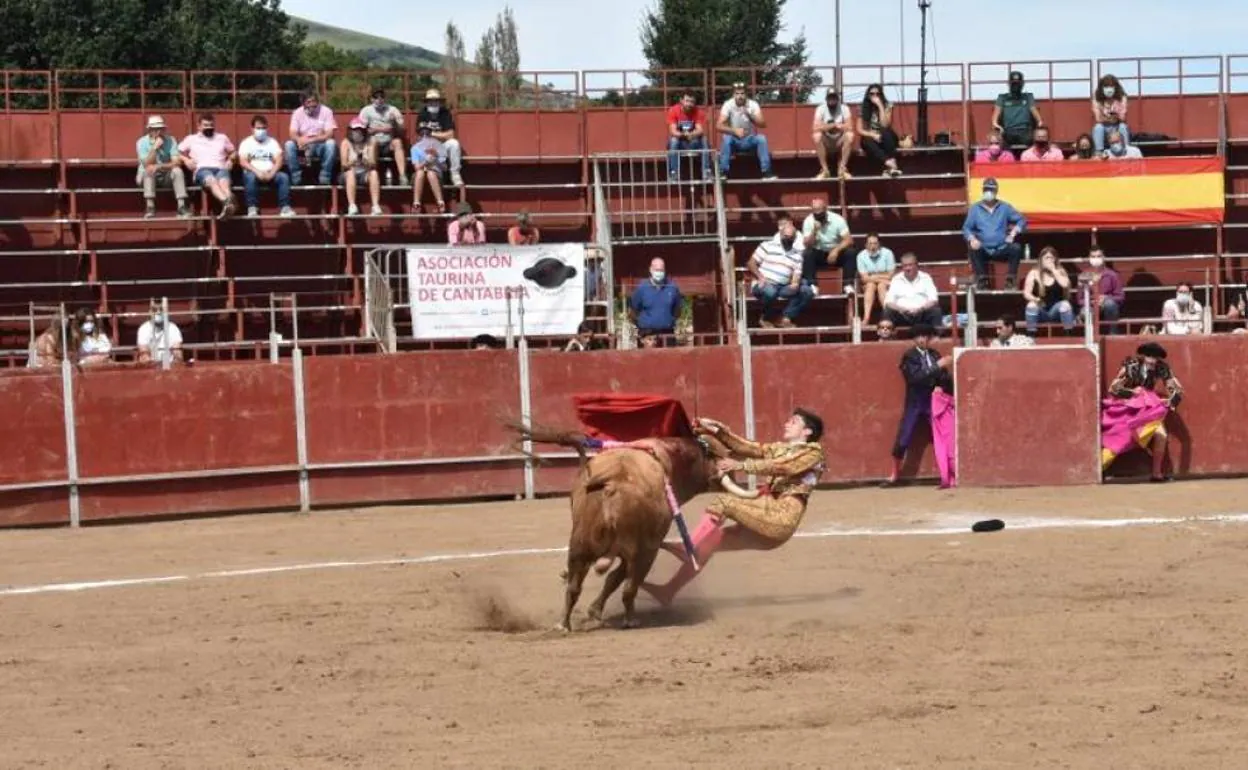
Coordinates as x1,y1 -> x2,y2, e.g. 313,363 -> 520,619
501,419 -> 590,469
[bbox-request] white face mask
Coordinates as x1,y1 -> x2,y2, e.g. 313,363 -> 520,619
651,270 -> 666,283
1102,86 -> 1115,98
428,104 -> 441,113
982,191 -> 997,203
1176,292 -> 1192,306
1089,257 -> 1105,269
253,128 -> 268,142
81,321 -> 95,334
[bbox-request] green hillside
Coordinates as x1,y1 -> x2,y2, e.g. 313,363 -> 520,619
295,17 -> 444,69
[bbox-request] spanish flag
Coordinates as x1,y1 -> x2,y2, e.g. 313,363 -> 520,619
967,157 -> 1225,230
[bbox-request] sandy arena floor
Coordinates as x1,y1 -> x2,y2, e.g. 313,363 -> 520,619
3,480 -> 1248,769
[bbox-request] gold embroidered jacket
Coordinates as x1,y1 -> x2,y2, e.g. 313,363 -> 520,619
715,427 -> 826,497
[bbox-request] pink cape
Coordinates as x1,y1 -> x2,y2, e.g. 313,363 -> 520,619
1101,389 -> 1170,462
930,389 -> 957,488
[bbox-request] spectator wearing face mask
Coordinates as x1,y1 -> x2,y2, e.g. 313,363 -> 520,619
800,197 -> 854,297
748,222 -> 810,328
992,71 -> 1045,150
447,202 -> 486,245
629,258 -> 683,342
1103,128 -> 1142,160
340,118 -> 381,216
416,89 -> 464,187
136,311 -> 184,365
813,87 -> 855,180
1020,127 -> 1064,162
1092,74 -> 1130,153
358,88 -> 408,185
974,131 -> 1016,164
875,317 -> 896,341
178,112 -> 236,218
74,308 -> 112,367
963,177 -> 1027,291
285,89 -> 338,186
1160,282 -> 1203,335
856,233 -> 896,322
1069,133 -> 1097,161
238,115 -> 294,217
1077,248 -> 1125,334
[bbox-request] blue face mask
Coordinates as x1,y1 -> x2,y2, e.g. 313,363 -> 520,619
254,128 -> 268,142
1110,142 -> 1125,155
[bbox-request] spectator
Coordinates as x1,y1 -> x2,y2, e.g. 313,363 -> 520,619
883,322 -> 952,487
638,332 -> 660,349
565,321 -> 606,352
717,83 -> 775,180
769,215 -> 793,244
1077,248 -> 1125,334
136,310 -> 184,365
666,91 -> 711,180
416,89 -> 464,187
410,132 -> 447,212
883,252 -> 942,330
1070,133 -> 1097,160
974,131 -> 1016,164
990,314 -> 1035,347
472,334 -> 503,350
629,258 -> 683,341
1160,282 -> 1203,335
340,118 -> 381,216
359,88 -> 408,185
748,221 -> 810,328
857,83 -> 902,177
992,70 -> 1044,150
856,233 -> 896,322
964,177 -> 1026,290
1092,74 -> 1130,153
1020,126 -> 1064,162
800,197 -> 854,297
75,308 -> 111,367
508,211 -> 540,245
813,87 -> 854,180
875,317 -> 896,341
284,89 -> 338,186
27,315 -> 66,369
1022,247 -> 1075,334
238,115 -> 294,218
1103,128 -> 1143,160
135,115 -> 190,219
178,112 -> 236,219
448,202 -> 486,245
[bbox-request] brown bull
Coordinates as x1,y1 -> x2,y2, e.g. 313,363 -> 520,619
506,422 -> 750,631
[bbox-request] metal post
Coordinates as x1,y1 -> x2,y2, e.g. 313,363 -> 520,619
1081,283 -> 1095,349
268,294 -> 279,363
963,284 -> 977,348
834,0 -> 842,91
58,309 -> 81,527
291,347 -> 310,513
737,307 -> 757,490
159,296 -> 171,371
516,290 -> 535,500
917,0 -> 932,146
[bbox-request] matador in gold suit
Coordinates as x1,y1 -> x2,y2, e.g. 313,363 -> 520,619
642,408 -> 826,606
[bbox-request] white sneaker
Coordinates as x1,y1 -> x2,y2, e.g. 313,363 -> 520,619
279,206 -> 295,217
370,205 -> 382,216
844,285 -> 856,296
347,204 -> 360,216
451,170 -> 464,187
246,206 -> 259,218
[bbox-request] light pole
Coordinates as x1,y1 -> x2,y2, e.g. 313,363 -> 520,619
917,0 -> 932,146
834,0 -> 842,91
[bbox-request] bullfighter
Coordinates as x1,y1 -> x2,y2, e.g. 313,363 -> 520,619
641,408 -> 826,606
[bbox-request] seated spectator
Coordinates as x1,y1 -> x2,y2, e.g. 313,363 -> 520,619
964,178 -> 1027,290
1160,282 -> 1203,335
813,87 -> 854,180
629,258 -> 682,341
565,321 -> 606,351
340,118 -> 381,216
666,91 -> 711,180
136,310 -> 184,365
1020,127 -> 1064,162
508,211 -> 540,245
883,252 -> 942,330
769,215 -> 793,244
857,84 -> 902,177
178,112 -> 236,219
136,115 -> 189,219
472,334 -> 503,350
447,202 -> 486,245
238,115 -> 293,218
284,89 -> 338,186
417,89 -> 464,187
856,233 -> 896,322
992,70 -> 1044,150
974,131 -> 1016,164
1069,133 -> 1097,160
27,315 -> 66,369
717,83 -> 775,180
748,222 -> 810,328
410,131 -> 447,212
875,317 -> 896,341
1022,247 -> 1075,334
75,308 -> 111,367
1103,128 -> 1142,160
359,88 -> 408,185
800,197 -> 854,297
638,332 -> 661,349
990,314 -> 1035,347
1076,248 -> 1125,334
1092,74 -> 1130,153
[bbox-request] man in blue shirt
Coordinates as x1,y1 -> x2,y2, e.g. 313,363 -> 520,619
963,177 -> 1027,291
629,257 -> 683,346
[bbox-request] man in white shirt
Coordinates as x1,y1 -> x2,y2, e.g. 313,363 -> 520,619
717,83 -> 775,180
238,115 -> 294,217
882,252 -> 942,329
748,222 -> 811,328
989,314 -> 1035,347
813,88 -> 855,180
1160,282 -> 1203,335
800,197 -> 854,297
136,311 -> 184,365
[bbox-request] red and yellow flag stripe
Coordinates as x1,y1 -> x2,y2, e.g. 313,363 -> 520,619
967,156 -> 1225,229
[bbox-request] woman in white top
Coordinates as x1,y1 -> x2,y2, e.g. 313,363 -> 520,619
340,118 -> 381,216
74,308 -> 112,366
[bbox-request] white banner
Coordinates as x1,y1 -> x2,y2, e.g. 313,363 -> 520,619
406,243 -> 586,340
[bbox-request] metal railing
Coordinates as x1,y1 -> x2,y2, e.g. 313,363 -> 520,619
363,248 -> 397,353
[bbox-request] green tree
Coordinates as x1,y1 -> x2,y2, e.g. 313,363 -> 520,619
639,0 -> 820,104
473,30 -> 497,109
492,7 -> 522,102
442,22 -> 467,107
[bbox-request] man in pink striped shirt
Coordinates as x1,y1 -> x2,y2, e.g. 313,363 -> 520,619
447,201 -> 487,245
1020,127 -> 1064,162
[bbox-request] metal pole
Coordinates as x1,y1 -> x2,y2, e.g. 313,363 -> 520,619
834,0 -> 842,91
516,291 -> 535,500
58,308 -> 81,527
159,296 -> 171,371
737,308 -> 757,490
291,347 -> 310,513
268,294 -> 279,363
917,0 -> 932,146
964,285 -> 977,348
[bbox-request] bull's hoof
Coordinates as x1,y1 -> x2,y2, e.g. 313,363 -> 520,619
555,622 -> 571,633
586,604 -> 604,622
621,616 -> 641,630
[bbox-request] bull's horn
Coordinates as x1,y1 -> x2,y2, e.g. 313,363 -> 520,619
719,474 -> 761,499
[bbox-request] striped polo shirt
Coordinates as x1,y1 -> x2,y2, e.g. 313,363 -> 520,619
752,239 -> 802,285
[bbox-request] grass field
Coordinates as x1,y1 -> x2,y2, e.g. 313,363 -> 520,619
296,17 -> 444,69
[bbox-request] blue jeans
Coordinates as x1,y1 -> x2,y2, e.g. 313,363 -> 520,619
194,167 -> 230,186
1098,296 -> 1121,334
720,134 -> 772,175
284,139 -> 338,185
1025,300 -> 1075,333
243,169 -> 292,209
1093,122 -> 1130,153
752,281 -> 810,321
667,136 -> 711,177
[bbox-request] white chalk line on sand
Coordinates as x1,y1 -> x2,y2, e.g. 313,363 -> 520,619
4,512 -> 1248,599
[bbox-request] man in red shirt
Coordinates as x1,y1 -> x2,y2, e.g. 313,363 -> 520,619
666,91 -> 712,181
